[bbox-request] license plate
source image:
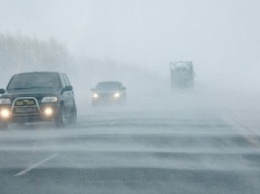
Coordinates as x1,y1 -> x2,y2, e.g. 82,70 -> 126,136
14,107 -> 37,113
15,100 -> 35,106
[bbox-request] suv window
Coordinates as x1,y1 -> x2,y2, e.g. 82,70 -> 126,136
60,74 -> 67,87
62,74 -> 71,86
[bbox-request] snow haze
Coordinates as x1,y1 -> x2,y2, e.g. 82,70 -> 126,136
0,0 -> 260,105
0,2 -> 260,194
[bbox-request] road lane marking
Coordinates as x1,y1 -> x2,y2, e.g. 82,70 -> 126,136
14,154 -> 58,177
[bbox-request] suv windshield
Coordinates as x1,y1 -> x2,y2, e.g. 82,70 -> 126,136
7,73 -> 61,90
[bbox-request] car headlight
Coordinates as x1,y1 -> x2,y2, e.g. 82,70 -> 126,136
43,107 -> 53,116
0,98 -> 11,105
0,108 -> 11,119
114,92 -> 120,98
42,97 -> 58,103
93,93 -> 99,98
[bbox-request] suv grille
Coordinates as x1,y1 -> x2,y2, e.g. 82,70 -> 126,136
12,98 -> 40,115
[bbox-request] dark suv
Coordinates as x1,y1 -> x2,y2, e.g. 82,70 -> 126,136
0,72 -> 77,129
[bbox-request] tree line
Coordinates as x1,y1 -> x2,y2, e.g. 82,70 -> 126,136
0,33 -> 74,83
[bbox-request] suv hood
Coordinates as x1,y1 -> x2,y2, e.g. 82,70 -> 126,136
1,88 -> 60,99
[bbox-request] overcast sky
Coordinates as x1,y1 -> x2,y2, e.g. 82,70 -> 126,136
1,0 -> 260,75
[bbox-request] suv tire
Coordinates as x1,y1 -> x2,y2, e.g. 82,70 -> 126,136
55,106 -> 66,128
68,102 -> 77,124
0,122 -> 8,130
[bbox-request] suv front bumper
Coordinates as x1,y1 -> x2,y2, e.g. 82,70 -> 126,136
0,103 -> 60,123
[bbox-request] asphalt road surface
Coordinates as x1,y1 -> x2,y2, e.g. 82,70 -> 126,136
0,90 -> 259,194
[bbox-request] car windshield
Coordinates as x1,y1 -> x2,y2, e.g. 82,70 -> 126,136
7,73 -> 61,90
96,82 -> 120,90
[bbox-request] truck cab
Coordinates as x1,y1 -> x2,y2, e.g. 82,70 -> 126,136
170,61 -> 194,88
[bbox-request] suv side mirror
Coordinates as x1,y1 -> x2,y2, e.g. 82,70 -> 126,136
63,86 -> 73,91
0,89 -> 5,94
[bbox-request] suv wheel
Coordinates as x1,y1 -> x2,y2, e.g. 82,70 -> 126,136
68,102 -> 77,124
55,106 -> 66,127
0,122 -> 8,130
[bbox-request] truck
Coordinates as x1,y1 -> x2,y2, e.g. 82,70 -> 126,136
170,61 -> 194,88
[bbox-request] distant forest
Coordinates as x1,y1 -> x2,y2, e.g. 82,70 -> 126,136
0,33 -> 162,91
0,33 -> 73,71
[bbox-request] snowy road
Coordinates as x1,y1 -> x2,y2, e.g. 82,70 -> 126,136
0,91 -> 260,194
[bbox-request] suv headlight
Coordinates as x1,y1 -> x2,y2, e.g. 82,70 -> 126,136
0,98 -> 11,104
42,97 -> 58,103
